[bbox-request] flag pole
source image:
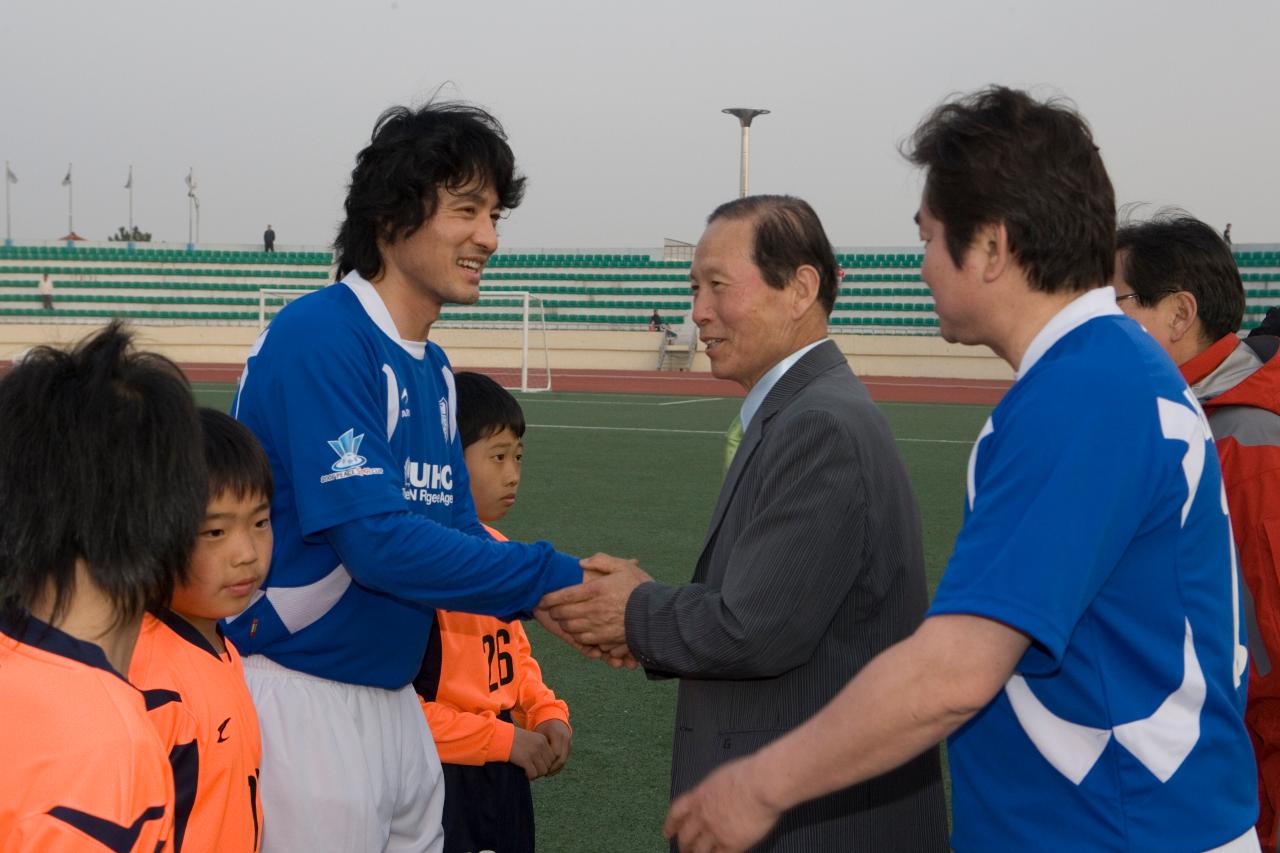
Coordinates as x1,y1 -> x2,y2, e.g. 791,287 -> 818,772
66,163 -> 73,236
128,165 -> 134,232
4,161 -> 11,246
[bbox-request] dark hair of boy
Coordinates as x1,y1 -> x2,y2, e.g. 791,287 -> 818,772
0,320 -> 206,627
335,101 -> 527,281
1115,213 -> 1245,343
906,85 -> 1116,294
200,408 -> 274,503
453,371 -> 526,450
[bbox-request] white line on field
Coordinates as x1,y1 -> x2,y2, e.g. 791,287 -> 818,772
518,398 -> 684,406
529,423 -> 970,444
530,423 -> 723,435
657,397 -> 718,406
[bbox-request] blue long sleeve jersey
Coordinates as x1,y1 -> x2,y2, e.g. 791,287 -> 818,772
225,274 -> 582,688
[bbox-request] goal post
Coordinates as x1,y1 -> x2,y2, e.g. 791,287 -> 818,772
257,287 -> 314,332
256,286 -> 552,394
476,290 -> 552,393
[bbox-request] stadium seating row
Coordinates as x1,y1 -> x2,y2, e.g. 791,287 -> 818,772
0,266 -> 329,279
0,245 -> 332,265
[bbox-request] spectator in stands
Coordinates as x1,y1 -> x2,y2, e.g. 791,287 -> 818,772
542,194 -> 948,852
648,308 -> 662,331
664,86 -> 1258,853
38,273 -> 53,310
263,225 -> 275,253
0,321 -> 207,851
1113,212 -> 1280,849
1225,223 -> 1234,244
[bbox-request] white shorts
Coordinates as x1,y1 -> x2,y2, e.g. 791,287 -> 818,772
243,654 -> 445,853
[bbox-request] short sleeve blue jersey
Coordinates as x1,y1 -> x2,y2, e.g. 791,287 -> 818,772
225,273 -> 581,688
929,288 -> 1257,852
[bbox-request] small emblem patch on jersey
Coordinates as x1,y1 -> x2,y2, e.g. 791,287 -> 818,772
328,429 -> 367,472
320,428 -> 384,484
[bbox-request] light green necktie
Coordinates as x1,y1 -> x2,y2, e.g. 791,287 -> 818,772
724,415 -> 743,472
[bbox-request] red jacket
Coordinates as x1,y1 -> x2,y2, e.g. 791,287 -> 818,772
1183,333 -> 1280,846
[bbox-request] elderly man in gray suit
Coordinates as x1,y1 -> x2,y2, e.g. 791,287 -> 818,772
542,195 -> 948,851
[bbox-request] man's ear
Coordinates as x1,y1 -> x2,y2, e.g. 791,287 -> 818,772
788,265 -> 822,320
975,221 -> 1012,283
1165,290 -> 1200,345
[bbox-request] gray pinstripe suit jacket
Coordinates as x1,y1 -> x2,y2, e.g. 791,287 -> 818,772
626,340 -> 949,852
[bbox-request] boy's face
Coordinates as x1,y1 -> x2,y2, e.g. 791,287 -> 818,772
463,427 -> 523,524
171,490 -> 272,623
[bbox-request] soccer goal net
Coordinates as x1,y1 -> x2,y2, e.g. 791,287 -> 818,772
472,290 -> 552,393
257,287 -> 315,332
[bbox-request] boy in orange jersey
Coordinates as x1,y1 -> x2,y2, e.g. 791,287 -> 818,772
414,371 -> 571,853
0,321 -> 206,852
129,408 -> 272,852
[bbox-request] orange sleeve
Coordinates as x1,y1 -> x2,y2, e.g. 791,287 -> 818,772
421,695 -> 516,765
508,621 -> 570,733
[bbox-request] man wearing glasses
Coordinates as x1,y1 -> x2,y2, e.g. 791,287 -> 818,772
1114,213 -> 1280,850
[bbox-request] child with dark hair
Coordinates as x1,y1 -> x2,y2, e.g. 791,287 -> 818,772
0,320 -> 205,851
414,371 -> 570,853
129,408 -> 273,851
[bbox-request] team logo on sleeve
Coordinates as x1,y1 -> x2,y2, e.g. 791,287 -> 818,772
320,428 -> 384,483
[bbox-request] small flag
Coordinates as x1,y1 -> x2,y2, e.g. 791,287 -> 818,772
191,195 -> 200,211
61,165 -> 71,187
124,166 -> 132,190
4,165 -> 16,184
184,167 -> 195,192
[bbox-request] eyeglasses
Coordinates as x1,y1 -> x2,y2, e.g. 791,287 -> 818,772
1115,289 -> 1178,305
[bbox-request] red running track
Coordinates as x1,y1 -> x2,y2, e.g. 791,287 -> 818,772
184,363 -> 1010,406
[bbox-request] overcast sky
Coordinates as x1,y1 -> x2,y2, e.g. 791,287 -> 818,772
3,0 -> 1276,250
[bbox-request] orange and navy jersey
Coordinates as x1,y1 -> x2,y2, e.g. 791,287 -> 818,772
129,611 -> 263,852
0,612 -> 175,852
414,526 -> 569,765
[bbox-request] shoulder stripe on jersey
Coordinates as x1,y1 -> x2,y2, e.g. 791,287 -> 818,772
0,613 -> 120,677
142,688 -> 182,711
46,804 -> 167,853
154,608 -> 222,660
170,740 -> 199,853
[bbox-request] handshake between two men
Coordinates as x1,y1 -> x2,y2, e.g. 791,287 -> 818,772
535,553 -> 653,669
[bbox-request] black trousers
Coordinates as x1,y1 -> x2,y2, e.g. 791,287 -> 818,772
440,759 -> 535,853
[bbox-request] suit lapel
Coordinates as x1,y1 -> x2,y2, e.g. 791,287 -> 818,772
696,340 -> 846,570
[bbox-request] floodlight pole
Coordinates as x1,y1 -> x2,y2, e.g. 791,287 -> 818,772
722,108 -> 770,198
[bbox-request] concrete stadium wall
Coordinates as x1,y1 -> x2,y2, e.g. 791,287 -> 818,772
0,322 -> 1012,380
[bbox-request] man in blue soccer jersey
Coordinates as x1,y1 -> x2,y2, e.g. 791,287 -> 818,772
665,86 -> 1261,853
228,102 -> 618,852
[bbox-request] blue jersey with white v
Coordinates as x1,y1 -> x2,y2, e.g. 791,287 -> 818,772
929,294 -> 1256,852
226,274 -> 580,688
